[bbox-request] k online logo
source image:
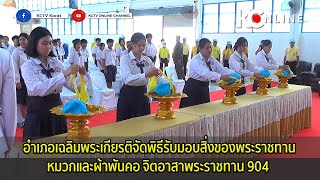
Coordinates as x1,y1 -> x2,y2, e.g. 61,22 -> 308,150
237,9 -> 303,29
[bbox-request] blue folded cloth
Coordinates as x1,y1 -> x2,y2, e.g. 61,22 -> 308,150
154,82 -> 171,96
61,99 -> 89,114
282,69 -> 292,77
261,69 -> 271,77
227,72 -> 241,84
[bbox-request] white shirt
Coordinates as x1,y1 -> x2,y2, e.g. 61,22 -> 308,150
12,46 -> 29,83
80,47 -> 90,63
256,50 -> 279,70
189,53 -> 234,82
69,49 -> 84,67
21,57 -> 88,97
91,45 -> 99,57
0,48 -> 17,155
4,44 -> 15,54
102,48 -> 117,66
120,51 -> 166,86
52,46 -> 65,61
96,49 -> 104,70
116,46 -> 127,58
143,42 -> 157,57
229,51 -> 262,77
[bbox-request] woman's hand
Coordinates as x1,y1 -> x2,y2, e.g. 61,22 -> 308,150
145,68 -> 160,78
79,66 -> 87,75
63,64 -> 80,78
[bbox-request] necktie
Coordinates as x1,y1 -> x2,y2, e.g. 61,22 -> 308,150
136,61 -> 145,73
56,49 -> 60,60
265,55 -> 270,63
240,57 -> 245,69
205,61 -> 213,71
39,64 -> 54,78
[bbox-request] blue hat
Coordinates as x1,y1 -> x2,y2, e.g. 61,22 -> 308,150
290,39 -> 295,43
227,41 -> 232,45
213,39 -> 217,42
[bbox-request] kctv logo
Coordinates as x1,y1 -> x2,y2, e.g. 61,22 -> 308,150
237,9 -> 303,29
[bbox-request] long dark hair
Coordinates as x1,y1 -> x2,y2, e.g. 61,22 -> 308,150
234,37 -> 248,51
262,39 -> 272,47
25,27 -> 55,58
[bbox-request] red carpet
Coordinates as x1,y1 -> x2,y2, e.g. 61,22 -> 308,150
15,83 -> 320,157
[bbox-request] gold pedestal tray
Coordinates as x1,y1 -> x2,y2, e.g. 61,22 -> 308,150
276,74 -> 296,88
220,85 -> 245,104
50,104 -> 107,142
255,78 -> 272,95
145,92 -> 187,119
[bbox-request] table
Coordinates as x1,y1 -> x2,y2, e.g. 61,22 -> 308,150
8,85 -> 312,158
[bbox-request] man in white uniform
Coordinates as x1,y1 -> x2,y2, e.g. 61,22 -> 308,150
0,48 -> 17,158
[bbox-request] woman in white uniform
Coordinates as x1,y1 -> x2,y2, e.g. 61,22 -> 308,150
229,37 -> 263,96
117,33 -> 163,122
0,48 -> 17,158
12,33 -> 29,125
21,27 -> 88,141
253,39 -> 289,91
69,38 -> 84,67
179,38 -> 233,108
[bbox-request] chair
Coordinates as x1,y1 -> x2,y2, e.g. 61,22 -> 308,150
300,63 -> 320,90
60,87 -> 78,105
291,61 -> 312,85
165,66 -> 185,93
88,71 -> 117,109
112,67 -> 122,95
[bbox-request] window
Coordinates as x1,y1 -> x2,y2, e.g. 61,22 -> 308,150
99,0 -> 108,3
65,19 -> 71,35
59,19 -> 65,35
28,0 -> 33,11
91,19 -> 99,34
82,0 -> 90,5
117,19 -> 125,35
46,0 -> 52,9
65,0 -> 69,7
99,19 -> 108,34
219,3 -> 235,33
24,0 -> 28,10
202,4 -> 219,33
236,1 -> 253,32
33,0 -> 40,11
52,0 -> 58,8
72,20 -> 77,35
52,19 -> 58,35
58,0 -> 65,7
108,0 -> 117,2
108,19 -> 117,34
253,0 -> 272,32
303,0 -> 320,32
82,19 -> 90,35
46,19 -> 52,33
272,0 -> 290,32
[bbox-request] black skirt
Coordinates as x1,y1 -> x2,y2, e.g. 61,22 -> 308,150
235,76 -> 246,96
116,85 -> 150,122
23,94 -> 67,141
17,69 -> 28,105
179,78 -> 210,108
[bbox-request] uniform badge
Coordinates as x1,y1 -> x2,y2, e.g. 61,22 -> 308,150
54,67 -> 61,72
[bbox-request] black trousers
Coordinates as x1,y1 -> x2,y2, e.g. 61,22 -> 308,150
160,58 -> 168,71
179,78 -> 210,108
94,58 -> 97,66
223,60 -> 229,68
148,56 -> 156,64
252,81 -> 272,91
183,55 -> 188,76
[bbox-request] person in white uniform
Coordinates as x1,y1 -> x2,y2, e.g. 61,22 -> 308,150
91,38 -> 101,67
12,33 -> 29,126
80,39 -> 90,71
179,38 -> 233,108
0,48 -> 17,158
97,42 -> 105,73
101,39 -> 117,89
69,39 -> 85,67
115,38 -> 127,66
143,33 -> 158,64
253,39 -> 289,91
117,33 -> 165,122
52,38 -> 65,62
21,27 -> 88,141
229,37 -> 263,96
8,35 -> 20,54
